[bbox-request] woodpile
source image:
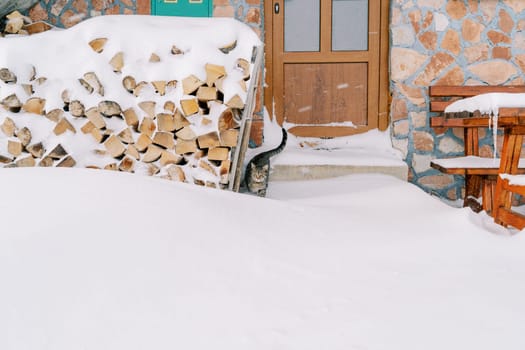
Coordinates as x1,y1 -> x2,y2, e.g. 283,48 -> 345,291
1,11 -> 52,36
0,30 -> 253,189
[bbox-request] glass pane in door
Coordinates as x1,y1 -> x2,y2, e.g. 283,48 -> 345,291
284,0 -> 320,52
332,0 -> 368,51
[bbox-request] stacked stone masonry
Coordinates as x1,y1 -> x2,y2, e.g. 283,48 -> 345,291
391,0 -> 525,202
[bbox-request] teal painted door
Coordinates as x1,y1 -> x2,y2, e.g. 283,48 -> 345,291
152,0 -> 212,17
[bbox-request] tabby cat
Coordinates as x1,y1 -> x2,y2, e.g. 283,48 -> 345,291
244,128 -> 288,197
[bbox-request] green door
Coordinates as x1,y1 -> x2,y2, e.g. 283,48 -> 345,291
152,0 -> 212,17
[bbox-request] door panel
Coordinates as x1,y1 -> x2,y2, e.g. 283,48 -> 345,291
270,0 -> 385,137
284,63 -> 368,125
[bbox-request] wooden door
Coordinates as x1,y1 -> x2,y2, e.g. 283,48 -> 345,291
265,0 -> 389,137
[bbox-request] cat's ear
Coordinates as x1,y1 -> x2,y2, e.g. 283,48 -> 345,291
251,163 -> 257,169
262,164 -> 269,171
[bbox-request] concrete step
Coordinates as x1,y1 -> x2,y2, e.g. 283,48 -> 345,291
270,163 -> 408,182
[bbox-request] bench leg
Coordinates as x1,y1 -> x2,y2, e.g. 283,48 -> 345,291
482,177 -> 496,215
463,174 -> 483,212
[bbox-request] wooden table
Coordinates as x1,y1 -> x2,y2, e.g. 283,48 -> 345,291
431,108 -> 525,215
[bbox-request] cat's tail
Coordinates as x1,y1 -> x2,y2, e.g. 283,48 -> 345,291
267,127 -> 287,157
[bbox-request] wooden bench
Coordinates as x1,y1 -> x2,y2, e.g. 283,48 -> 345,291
494,174 -> 525,230
429,85 -> 525,213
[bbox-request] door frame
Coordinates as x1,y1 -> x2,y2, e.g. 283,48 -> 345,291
263,0 -> 390,136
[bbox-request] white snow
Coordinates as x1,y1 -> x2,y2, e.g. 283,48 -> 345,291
2,15 -> 525,350
431,155 -> 525,169
445,92 -> 525,115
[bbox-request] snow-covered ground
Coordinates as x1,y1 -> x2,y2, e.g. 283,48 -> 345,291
2,15 -> 525,350
1,163 -> 525,350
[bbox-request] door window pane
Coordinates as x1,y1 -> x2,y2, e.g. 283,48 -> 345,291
332,0 -> 368,51
284,0 -> 320,52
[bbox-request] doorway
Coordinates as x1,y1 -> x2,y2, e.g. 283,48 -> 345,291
264,0 -> 389,137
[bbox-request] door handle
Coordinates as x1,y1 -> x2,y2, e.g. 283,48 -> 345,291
274,2 -> 280,14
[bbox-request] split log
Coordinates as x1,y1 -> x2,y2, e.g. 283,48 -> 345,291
7,140 -> 22,157
180,98 -> 199,116
219,159 -> 231,184
118,156 -> 135,172
175,139 -> 197,155
104,135 -> 126,158
5,17 -> 24,34
147,164 -> 160,176
218,108 -> 240,131
239,80 -> 247,92
174,110 -> 191,130
122,75 -> 136,93
157,113 -> 176,132
0,155 -> 13,164
69,100 -> 85,117
149,53 -> 161,62
123,108 -> 139,130
23,21 -> 52,35
135,134 -> 153,152
208,146 -> 230,161
89,38 -> 108,53
175,126 -> 196,141
57,155 -> 76,167
118,127 -> 134,144
83,72 -> 104,96
133,81 -> 148,96
1,117 -> 16,137
220,129 -> 239,147
85,107 -> 106,129
142,144 -> 163,163
16,156 -> 35,167
139,117 -> 156,137
126,144 -> 140,160
151,81 -> 166,96
197,131 -> 220,149
22,84 -> 34,95
159,150 -> 183,166
54,117 -> 76,135
219,40 -> 237,54
199,160 -> 217,176
26,142 -> 45,158
205,63 -> 226,86
109,52 -> 124,73
171,45 -> 184,55
46,108 -> 63,122
98,100 -> 122,117
16,127 -> 32,146
38,156 -> 54,167
104,163 -> 118,171
78,78 -> 93,94
164,101 -> 176,113
152,131 -> 175,149
61,90 -> 71,105
0,68 -> 17,84
197,86 -> 218,101
182,75 -> 205,95
166,165 -> 186,182
236,58 -> 251,80
81,121 -> 96,134
48,144 -> 68,159
138,101 -> 156,118
226,94 -> 245,109
1,94 -> 22,112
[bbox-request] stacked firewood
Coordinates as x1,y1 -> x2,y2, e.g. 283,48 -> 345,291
1,11 -> 52,36
0,35 -> 252,188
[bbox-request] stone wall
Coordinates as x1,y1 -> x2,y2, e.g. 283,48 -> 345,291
390,0 -> 525,202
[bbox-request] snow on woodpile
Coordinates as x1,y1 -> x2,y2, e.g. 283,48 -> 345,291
0,15 -> 261,188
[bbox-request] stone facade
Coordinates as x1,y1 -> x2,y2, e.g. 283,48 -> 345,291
390,0 -> 525,201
